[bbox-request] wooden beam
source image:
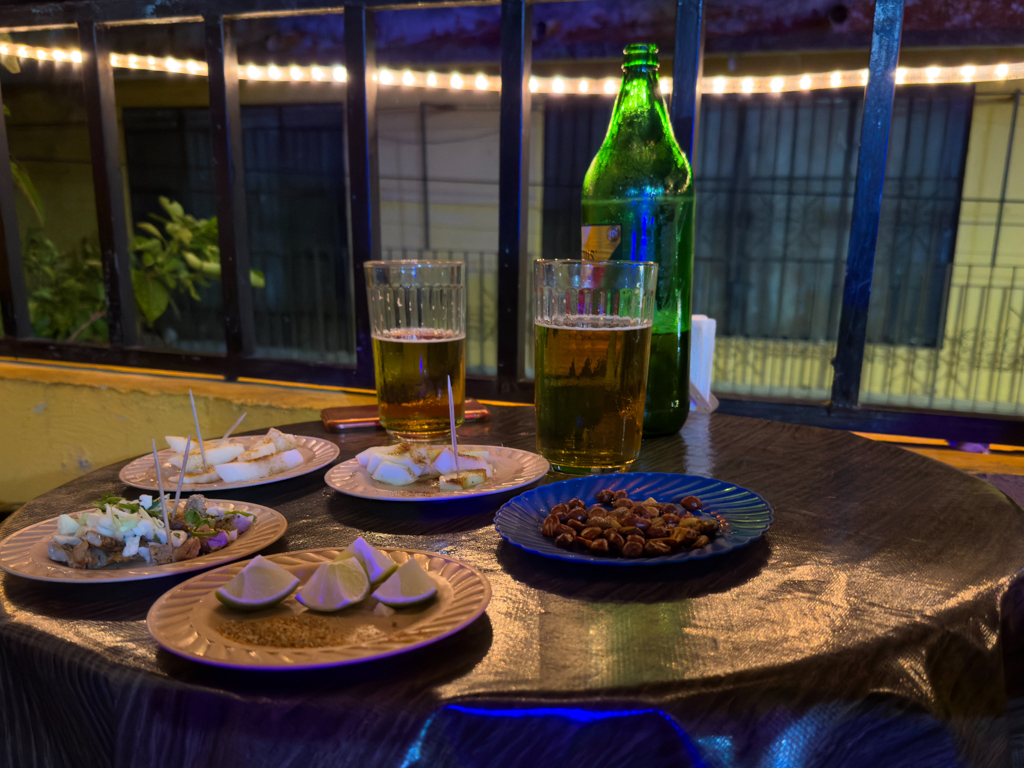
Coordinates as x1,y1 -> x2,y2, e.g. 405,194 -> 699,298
344,4 -> 379,386
497,0 -> 531,394
79,20 -> 137,347
0,72 -> 31,339
829,0 -> 904,409
206,15 -> 255,371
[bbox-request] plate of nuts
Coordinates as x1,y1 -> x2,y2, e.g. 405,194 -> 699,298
494,473 -> 773,566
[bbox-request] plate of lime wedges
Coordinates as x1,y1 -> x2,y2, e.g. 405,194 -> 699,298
147,540 -> 491,670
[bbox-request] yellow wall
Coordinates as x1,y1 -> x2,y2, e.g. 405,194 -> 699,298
0,359 -> 375,505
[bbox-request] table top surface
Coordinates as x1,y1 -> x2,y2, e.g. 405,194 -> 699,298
2,406 -> 1023,767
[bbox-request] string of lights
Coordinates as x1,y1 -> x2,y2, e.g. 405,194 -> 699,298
3,42 -> 1023,95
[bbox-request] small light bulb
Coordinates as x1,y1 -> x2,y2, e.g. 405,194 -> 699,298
268,65 -> 281,80
0,45 -> 9,55
166,57 -> 180,72
896,67 -> 907,84
334,66 -> 346,82
312,67 -> 323,81
16,47 -> 27,58
770,77 -> 784,93
926,66 -> 940,82
110,53 -> 119,65
961,65 -> 976,80
426,72 -> 437,87
604,78 -> 617,94
451,73 -> 463,89
128,55 -> 138,68
379,69 -> 393,84
997,63 -> 1009,79
830,71 -> 842,88
247,65 -> 260,79
529,77 -> 539,92
147,56 -> 155,66
53,49 -> 66,62
553,77 -> 565,93
741,77 -> 754,93
799,74 -> 811,90
713,77 -> 726,94
475,74 -> 488,90
860,69 -> 869,84
579,79 -> 589,93
290,66 -> 302,80
658,78 -> 670,94
36,49 -> 47,61
70,50 -> 82,64
402,70 -> 414,86
186,60 -> 199,74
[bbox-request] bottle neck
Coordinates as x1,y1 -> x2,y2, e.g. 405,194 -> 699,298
606,66 -> 670,143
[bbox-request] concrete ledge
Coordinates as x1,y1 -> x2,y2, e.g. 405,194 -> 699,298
1,359 -> 375,504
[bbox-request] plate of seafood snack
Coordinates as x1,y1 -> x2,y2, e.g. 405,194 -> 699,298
494,473 -> 773,566
0,493 -> 287,583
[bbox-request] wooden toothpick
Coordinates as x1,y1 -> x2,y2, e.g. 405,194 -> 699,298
447,375 -> 460,481
188,389 -> 209,470
151,439 -> 170,541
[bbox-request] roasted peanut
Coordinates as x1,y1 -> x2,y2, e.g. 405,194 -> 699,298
630,504 -> 652,517
555,533 -> 575,549
692,535 -> 710,548
613,490 -> 629,500
680,495 -> 703,511
646,527 -> 668,540
619,526 -> 640,538
568,508 -> 589,523
644,540 -> 672,556
673,526 -> 699,546
626,534 -> 646,547
605,531 -> 625,551
579,526 -> 602,541
589,538 -> 610,554
659,503 -> 677,516
588,506 -> 606,517
650,537 -> 680,549
676,516 -> 701,529
542,514 -> 561,537
567,498 -> 586,510
661,513 -> 681,525
587,516 -> 614,529
567,519 -> 586,533
622,541 -> 644,557
698,519 -> 720,536
555,523 -> 576,538
620,513 -> 643,528
595,489 -> 615,504
551,503 -> 570,521
613,498 -> 634,509
575,536 -> 593,549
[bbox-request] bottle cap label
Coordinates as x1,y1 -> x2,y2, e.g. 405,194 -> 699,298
581,224 -> 622,260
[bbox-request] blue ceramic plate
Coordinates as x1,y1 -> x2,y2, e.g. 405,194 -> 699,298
494,473 -> 773,566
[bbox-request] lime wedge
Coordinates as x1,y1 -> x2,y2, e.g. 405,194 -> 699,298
371,558 -> 438,607
215,555 -> 300,611
295,558 -> 370,613
334,537 -> 398,586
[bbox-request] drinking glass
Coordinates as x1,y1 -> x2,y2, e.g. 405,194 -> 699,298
365,261 -> 465,439
534,259 -> 657,473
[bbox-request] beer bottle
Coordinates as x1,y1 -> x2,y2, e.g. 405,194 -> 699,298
581,42 -> 695,436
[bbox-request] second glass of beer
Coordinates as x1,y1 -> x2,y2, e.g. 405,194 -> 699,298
365,261 -> 465,440
534,260 -> 657,473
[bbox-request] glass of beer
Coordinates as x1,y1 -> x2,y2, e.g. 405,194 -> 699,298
365,261 -> 465,439
534,260 -> 657,473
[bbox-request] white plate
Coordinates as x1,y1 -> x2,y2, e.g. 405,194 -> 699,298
119,434 -> 340,493
325,445 -> 550,502
147,547 -> 491,670
0,501 -> 287,583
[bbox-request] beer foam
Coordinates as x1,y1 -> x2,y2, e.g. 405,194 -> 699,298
535,315 -> 651,330
373,328 -> 466,342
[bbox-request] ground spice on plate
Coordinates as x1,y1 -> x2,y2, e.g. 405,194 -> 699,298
218,614 -> 389,649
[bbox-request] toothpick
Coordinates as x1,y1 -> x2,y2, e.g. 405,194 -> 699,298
447,375 -> 460,480
151,439 -> 170,542
188,389 -> 209,471
170,434 -> 191,539
220,412 -> 247,443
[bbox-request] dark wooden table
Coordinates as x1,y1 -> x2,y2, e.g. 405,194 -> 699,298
1,407 -> 1022,768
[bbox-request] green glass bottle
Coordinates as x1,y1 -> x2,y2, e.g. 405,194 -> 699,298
581,42 -> 695,436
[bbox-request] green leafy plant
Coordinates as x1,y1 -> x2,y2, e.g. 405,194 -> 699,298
130,197 -> 265,325
23,229 -> 107,342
